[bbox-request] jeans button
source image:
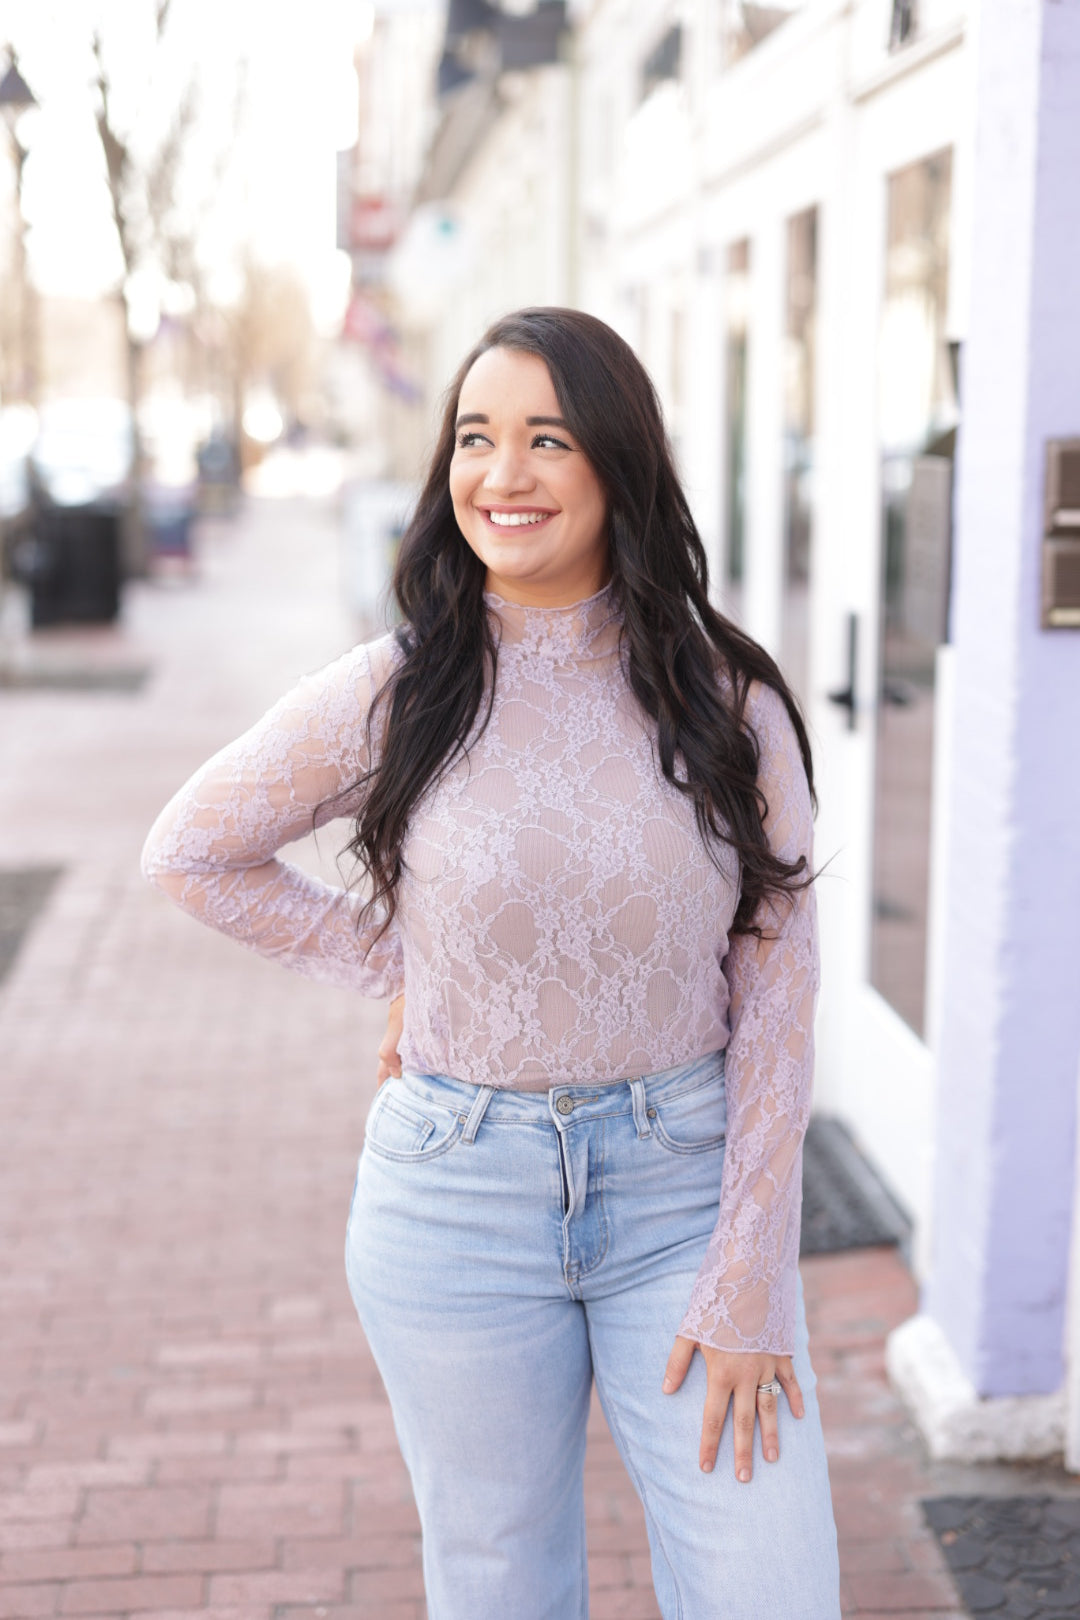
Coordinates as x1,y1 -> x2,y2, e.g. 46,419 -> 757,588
555,1095 -> 575,1116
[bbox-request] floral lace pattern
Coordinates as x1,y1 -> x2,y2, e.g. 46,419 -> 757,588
141,582 -> 818,1355
140,637 -> 405,999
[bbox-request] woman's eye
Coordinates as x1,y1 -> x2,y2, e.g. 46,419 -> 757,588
456,430 -> 570,451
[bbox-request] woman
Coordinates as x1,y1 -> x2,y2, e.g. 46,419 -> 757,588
142,307 -> 840,1618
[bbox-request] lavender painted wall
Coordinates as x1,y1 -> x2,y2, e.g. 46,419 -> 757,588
925,0 -> 1080,1397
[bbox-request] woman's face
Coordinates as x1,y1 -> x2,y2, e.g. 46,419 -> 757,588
449,346 -> 610,606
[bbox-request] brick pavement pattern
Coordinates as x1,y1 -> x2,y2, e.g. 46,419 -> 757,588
0,485 -> 991,1617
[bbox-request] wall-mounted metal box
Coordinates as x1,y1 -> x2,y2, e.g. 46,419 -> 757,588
1042,439 -> 1080,627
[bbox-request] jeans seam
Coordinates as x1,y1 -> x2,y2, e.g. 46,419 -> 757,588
647,1123 -> 728,1157
376,1095 -> 436,1151
567,1120 -> 610,1284
362,1120 -> 464,1164
588,1350 -> 683,1620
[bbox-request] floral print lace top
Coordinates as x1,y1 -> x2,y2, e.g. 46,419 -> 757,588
141,582 -> 819,1356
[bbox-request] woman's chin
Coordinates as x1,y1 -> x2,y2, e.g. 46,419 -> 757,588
480,554 -> 554,590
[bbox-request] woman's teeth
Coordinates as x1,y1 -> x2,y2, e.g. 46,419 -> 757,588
486,511 -> 551,526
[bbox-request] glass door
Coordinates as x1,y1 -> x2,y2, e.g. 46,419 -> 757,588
723,240 -> 751,622
870,150 -> 956,1037
780,207 -> 817,711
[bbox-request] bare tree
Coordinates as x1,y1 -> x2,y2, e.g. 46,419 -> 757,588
89,1 -> 231,563
0,45 -> 39,406
223,255 -> 318,461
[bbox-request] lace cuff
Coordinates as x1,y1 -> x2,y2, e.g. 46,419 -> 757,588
141,637 -> 404,1000
678,682 -> 819,1356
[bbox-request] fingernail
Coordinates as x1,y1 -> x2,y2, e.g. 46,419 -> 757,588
700,1459 -> 713,1473
766,1448 -> 778,1463
662,1377 -> 674,1393
738,1468 -> 751,1483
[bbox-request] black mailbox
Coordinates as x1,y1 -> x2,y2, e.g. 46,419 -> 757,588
1042,439 -> 1080,628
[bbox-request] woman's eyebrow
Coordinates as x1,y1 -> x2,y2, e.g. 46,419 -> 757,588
454,412 -> 570,430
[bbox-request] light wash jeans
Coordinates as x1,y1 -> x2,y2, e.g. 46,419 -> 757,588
345,1050 -> 840,1620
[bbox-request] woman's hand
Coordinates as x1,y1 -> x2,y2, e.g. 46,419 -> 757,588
377,994 -> 405,1086
662,1336 -> 804,1481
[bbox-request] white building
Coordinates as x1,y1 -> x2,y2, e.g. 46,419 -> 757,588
386,0 -> 1080,1464
334,0 -> 444,474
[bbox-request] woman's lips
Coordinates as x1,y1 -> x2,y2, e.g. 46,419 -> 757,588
479,508 -> 558,530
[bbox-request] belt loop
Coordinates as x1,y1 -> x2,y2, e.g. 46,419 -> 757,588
629,1077 -> 651,1139
461,1084 -> 495,1144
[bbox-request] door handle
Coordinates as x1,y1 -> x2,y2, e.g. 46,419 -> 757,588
826,612 -> 858,731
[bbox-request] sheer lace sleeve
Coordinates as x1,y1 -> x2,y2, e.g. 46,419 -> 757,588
140,637 -> 404,999
678,680 -> 819,1356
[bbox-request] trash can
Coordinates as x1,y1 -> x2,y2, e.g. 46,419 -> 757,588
23,501 -> 123,627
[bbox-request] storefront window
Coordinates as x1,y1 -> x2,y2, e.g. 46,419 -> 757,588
780,207 -> 817,710
870,149 -> 955,1037
723,240 -> 750,621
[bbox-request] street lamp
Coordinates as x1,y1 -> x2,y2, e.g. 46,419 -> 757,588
0,48 -> 39,404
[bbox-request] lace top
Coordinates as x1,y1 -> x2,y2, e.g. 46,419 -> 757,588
141,582 -> 819,1355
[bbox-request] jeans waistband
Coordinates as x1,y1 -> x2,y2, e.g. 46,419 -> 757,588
401,1048 -> 726,1141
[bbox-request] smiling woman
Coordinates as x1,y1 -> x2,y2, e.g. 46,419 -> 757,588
142,306 -> 840,1620
449,348 -> 611,605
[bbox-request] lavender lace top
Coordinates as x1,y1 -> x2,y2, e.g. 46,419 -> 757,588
141,582 -> 819,1355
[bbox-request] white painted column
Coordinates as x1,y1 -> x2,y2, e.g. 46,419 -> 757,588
888,0 -> 1080,1461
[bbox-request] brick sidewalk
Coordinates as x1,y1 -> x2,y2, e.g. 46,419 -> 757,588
0,481 -> 1053,1619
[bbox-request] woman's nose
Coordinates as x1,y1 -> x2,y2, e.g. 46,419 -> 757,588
482,445 -> 534,495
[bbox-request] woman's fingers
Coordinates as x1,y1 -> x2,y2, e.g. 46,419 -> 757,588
661,1334 -> 696,1395
698,1371 -> 733,1473
664,1343 -> 803,1478
731,1381 -> 758,1481
757,1357 -> 803,1465
375,1054 -> 398,1085
377,994 -> 405,1086
776,1357 -> 804,1419
757,1384 -> 780,1464
690,1349 -> 799,1480
375,1043 -> 402,1084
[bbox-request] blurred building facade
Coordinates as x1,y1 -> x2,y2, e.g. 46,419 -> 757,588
354,0 -> 1080,1465
335,3 -> 444,474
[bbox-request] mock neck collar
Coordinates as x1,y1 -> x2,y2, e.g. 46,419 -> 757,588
483,581 -> 621,663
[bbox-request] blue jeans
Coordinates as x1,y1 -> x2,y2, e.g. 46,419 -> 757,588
345,1051 -> 840,1620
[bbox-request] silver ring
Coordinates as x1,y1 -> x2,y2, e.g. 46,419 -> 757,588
756,1379 -> 782,1397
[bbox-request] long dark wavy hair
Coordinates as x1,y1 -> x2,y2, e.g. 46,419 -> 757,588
334,306 -> 815,947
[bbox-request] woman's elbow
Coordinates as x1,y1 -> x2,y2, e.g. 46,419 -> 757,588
140,817 -> 190,903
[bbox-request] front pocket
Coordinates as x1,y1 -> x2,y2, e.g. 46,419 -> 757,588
363,1085 -> 463,1162
648,1075 -> 728,1156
